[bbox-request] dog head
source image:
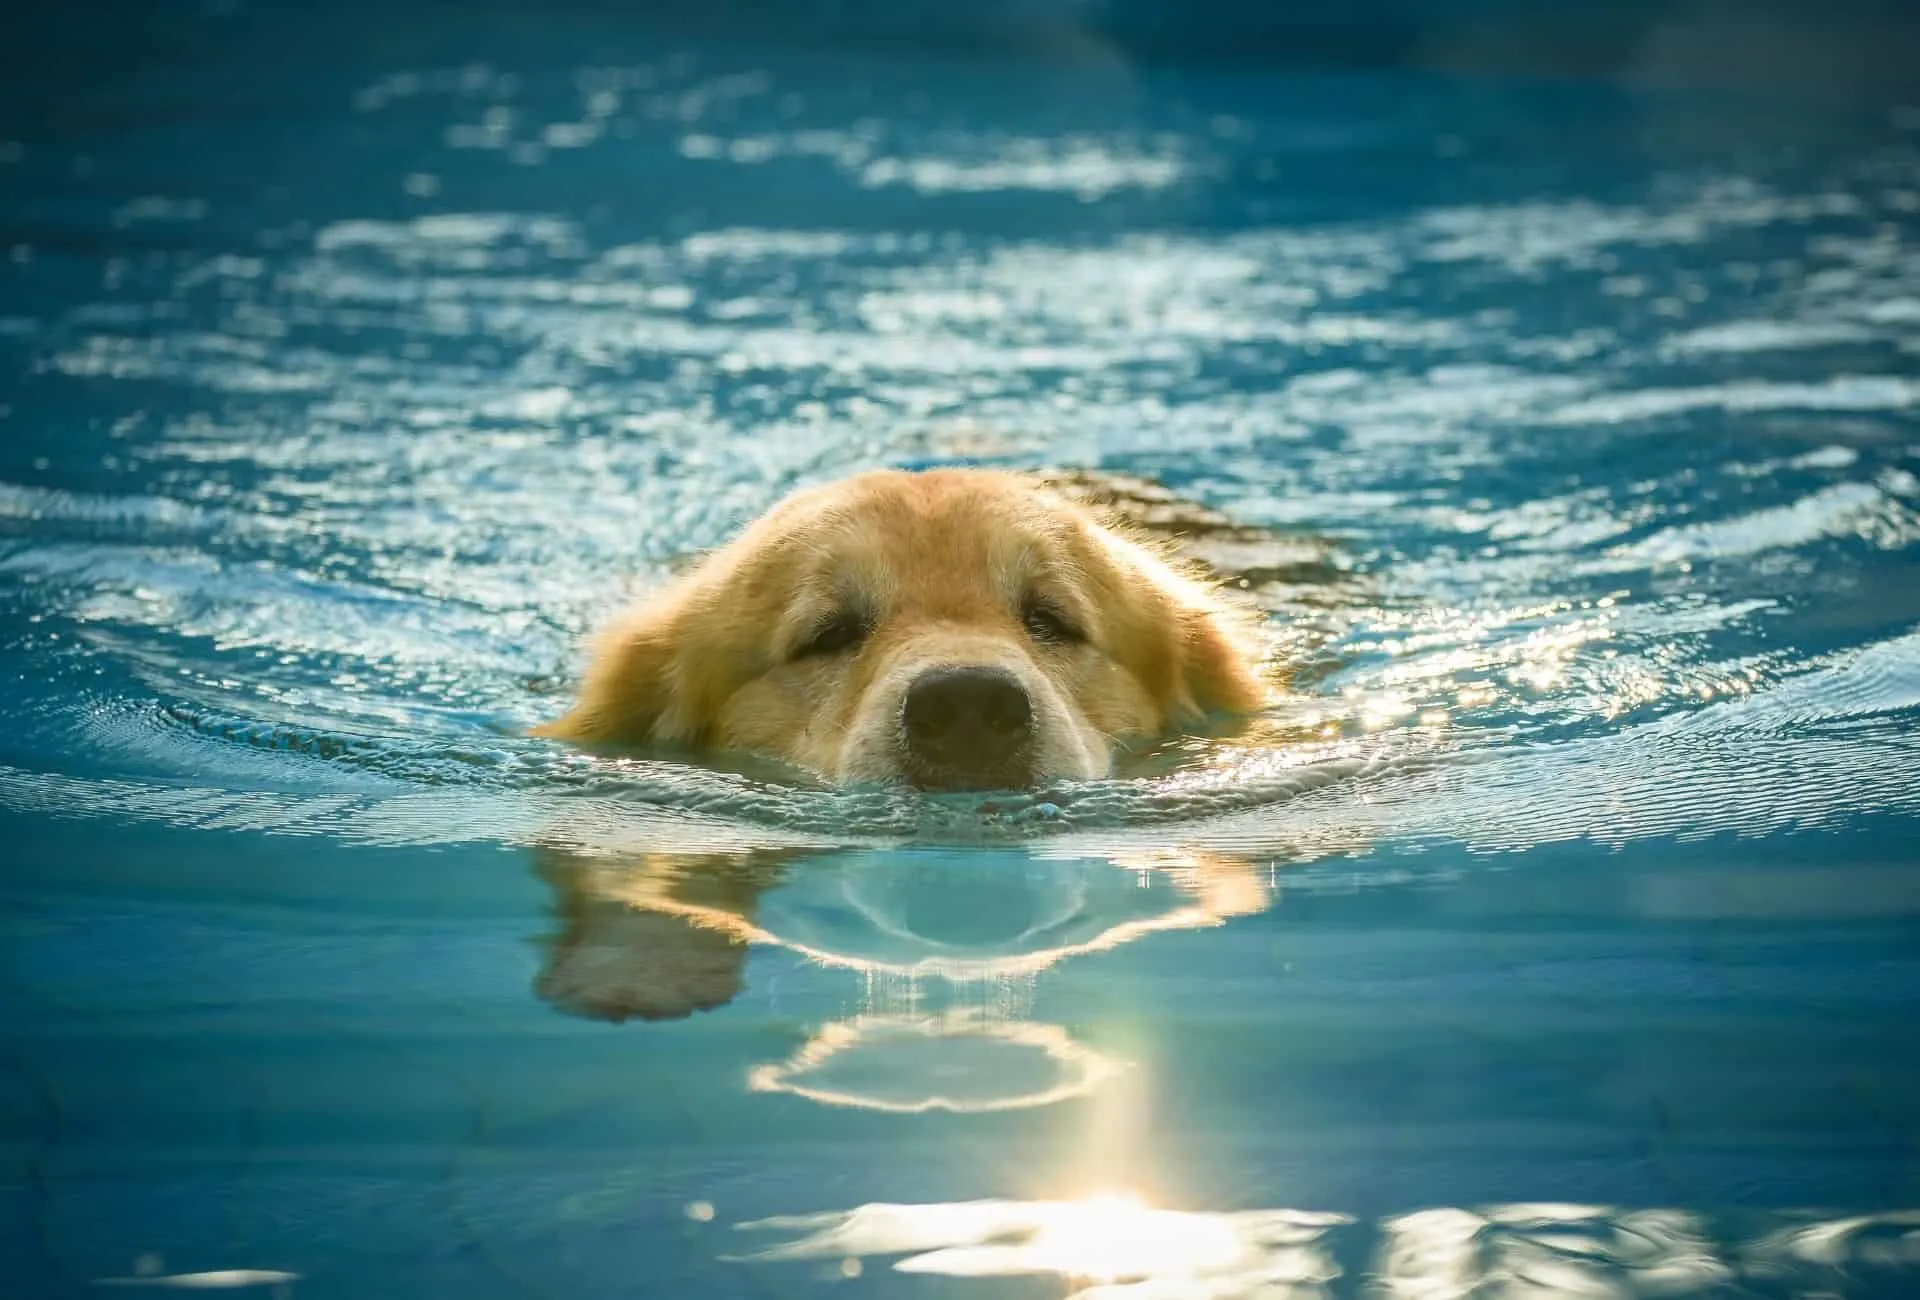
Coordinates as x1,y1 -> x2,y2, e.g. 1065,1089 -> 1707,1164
535,469 -> 1266,788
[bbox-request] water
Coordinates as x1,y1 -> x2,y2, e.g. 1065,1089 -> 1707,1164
4,4 -> 1920,1296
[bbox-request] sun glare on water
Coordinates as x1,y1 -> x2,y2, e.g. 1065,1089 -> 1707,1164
996,1192 -> 1250,1283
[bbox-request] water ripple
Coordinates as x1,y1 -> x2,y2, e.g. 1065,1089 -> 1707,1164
4,57 -> 1919,879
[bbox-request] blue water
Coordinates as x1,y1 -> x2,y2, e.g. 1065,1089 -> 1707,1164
5,3 -> 1920,1296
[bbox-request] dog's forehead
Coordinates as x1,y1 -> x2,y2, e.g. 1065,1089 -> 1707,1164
780,473 -> 1084,597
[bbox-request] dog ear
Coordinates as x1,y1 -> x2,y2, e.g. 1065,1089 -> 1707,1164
1174,603 -> 1268,720
531,610 -> 679,744
1089,525 -> 1270,727
533,580 -> 742,747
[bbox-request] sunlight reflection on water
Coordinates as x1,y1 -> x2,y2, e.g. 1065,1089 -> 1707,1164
733,1199 -> 1920,1298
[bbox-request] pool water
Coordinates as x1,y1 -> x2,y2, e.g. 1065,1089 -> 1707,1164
4,3 -> 1920,1296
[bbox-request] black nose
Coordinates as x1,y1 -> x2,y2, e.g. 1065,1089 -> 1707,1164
900,666 -> 1035,790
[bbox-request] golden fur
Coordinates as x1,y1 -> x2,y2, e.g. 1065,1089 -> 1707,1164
534,468 -> 1267,786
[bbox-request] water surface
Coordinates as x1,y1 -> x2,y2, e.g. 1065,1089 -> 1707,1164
3,5 -> 1920,1296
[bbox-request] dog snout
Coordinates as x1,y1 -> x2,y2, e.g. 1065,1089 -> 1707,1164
899,665 -> 1035,789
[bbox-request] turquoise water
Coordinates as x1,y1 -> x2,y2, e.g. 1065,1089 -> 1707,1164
4,5 -> 1920,1296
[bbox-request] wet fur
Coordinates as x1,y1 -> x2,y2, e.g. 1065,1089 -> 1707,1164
534,468 -> 1269,784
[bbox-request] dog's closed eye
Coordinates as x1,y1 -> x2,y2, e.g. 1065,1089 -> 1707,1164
792,610 -> 871,660
1021,597 -> 1086,647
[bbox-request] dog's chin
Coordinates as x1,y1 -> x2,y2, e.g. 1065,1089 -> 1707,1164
901,761 -> 1035,794
829,736 -> 1109,792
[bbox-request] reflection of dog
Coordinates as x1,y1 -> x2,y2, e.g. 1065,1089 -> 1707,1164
534,468 -> 1268,789
534,846 -> 1272,1023
534,850 -> 789,1022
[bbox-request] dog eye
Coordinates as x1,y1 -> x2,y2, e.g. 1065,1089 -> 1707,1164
1022,600 -> 1085,646
793,611 -> 869,660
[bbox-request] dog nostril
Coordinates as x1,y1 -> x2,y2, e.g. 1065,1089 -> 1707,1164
900,666 -> 1034,785
977,677 -> 1031,735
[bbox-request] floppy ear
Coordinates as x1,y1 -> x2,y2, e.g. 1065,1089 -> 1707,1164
1174,602 -> 1268,720
533,581 -> 741,747
530,609 -> 678,744
1089,524 -> 1270,727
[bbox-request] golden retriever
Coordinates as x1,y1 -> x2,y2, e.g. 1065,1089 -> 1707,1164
534,467 -> 1269,788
